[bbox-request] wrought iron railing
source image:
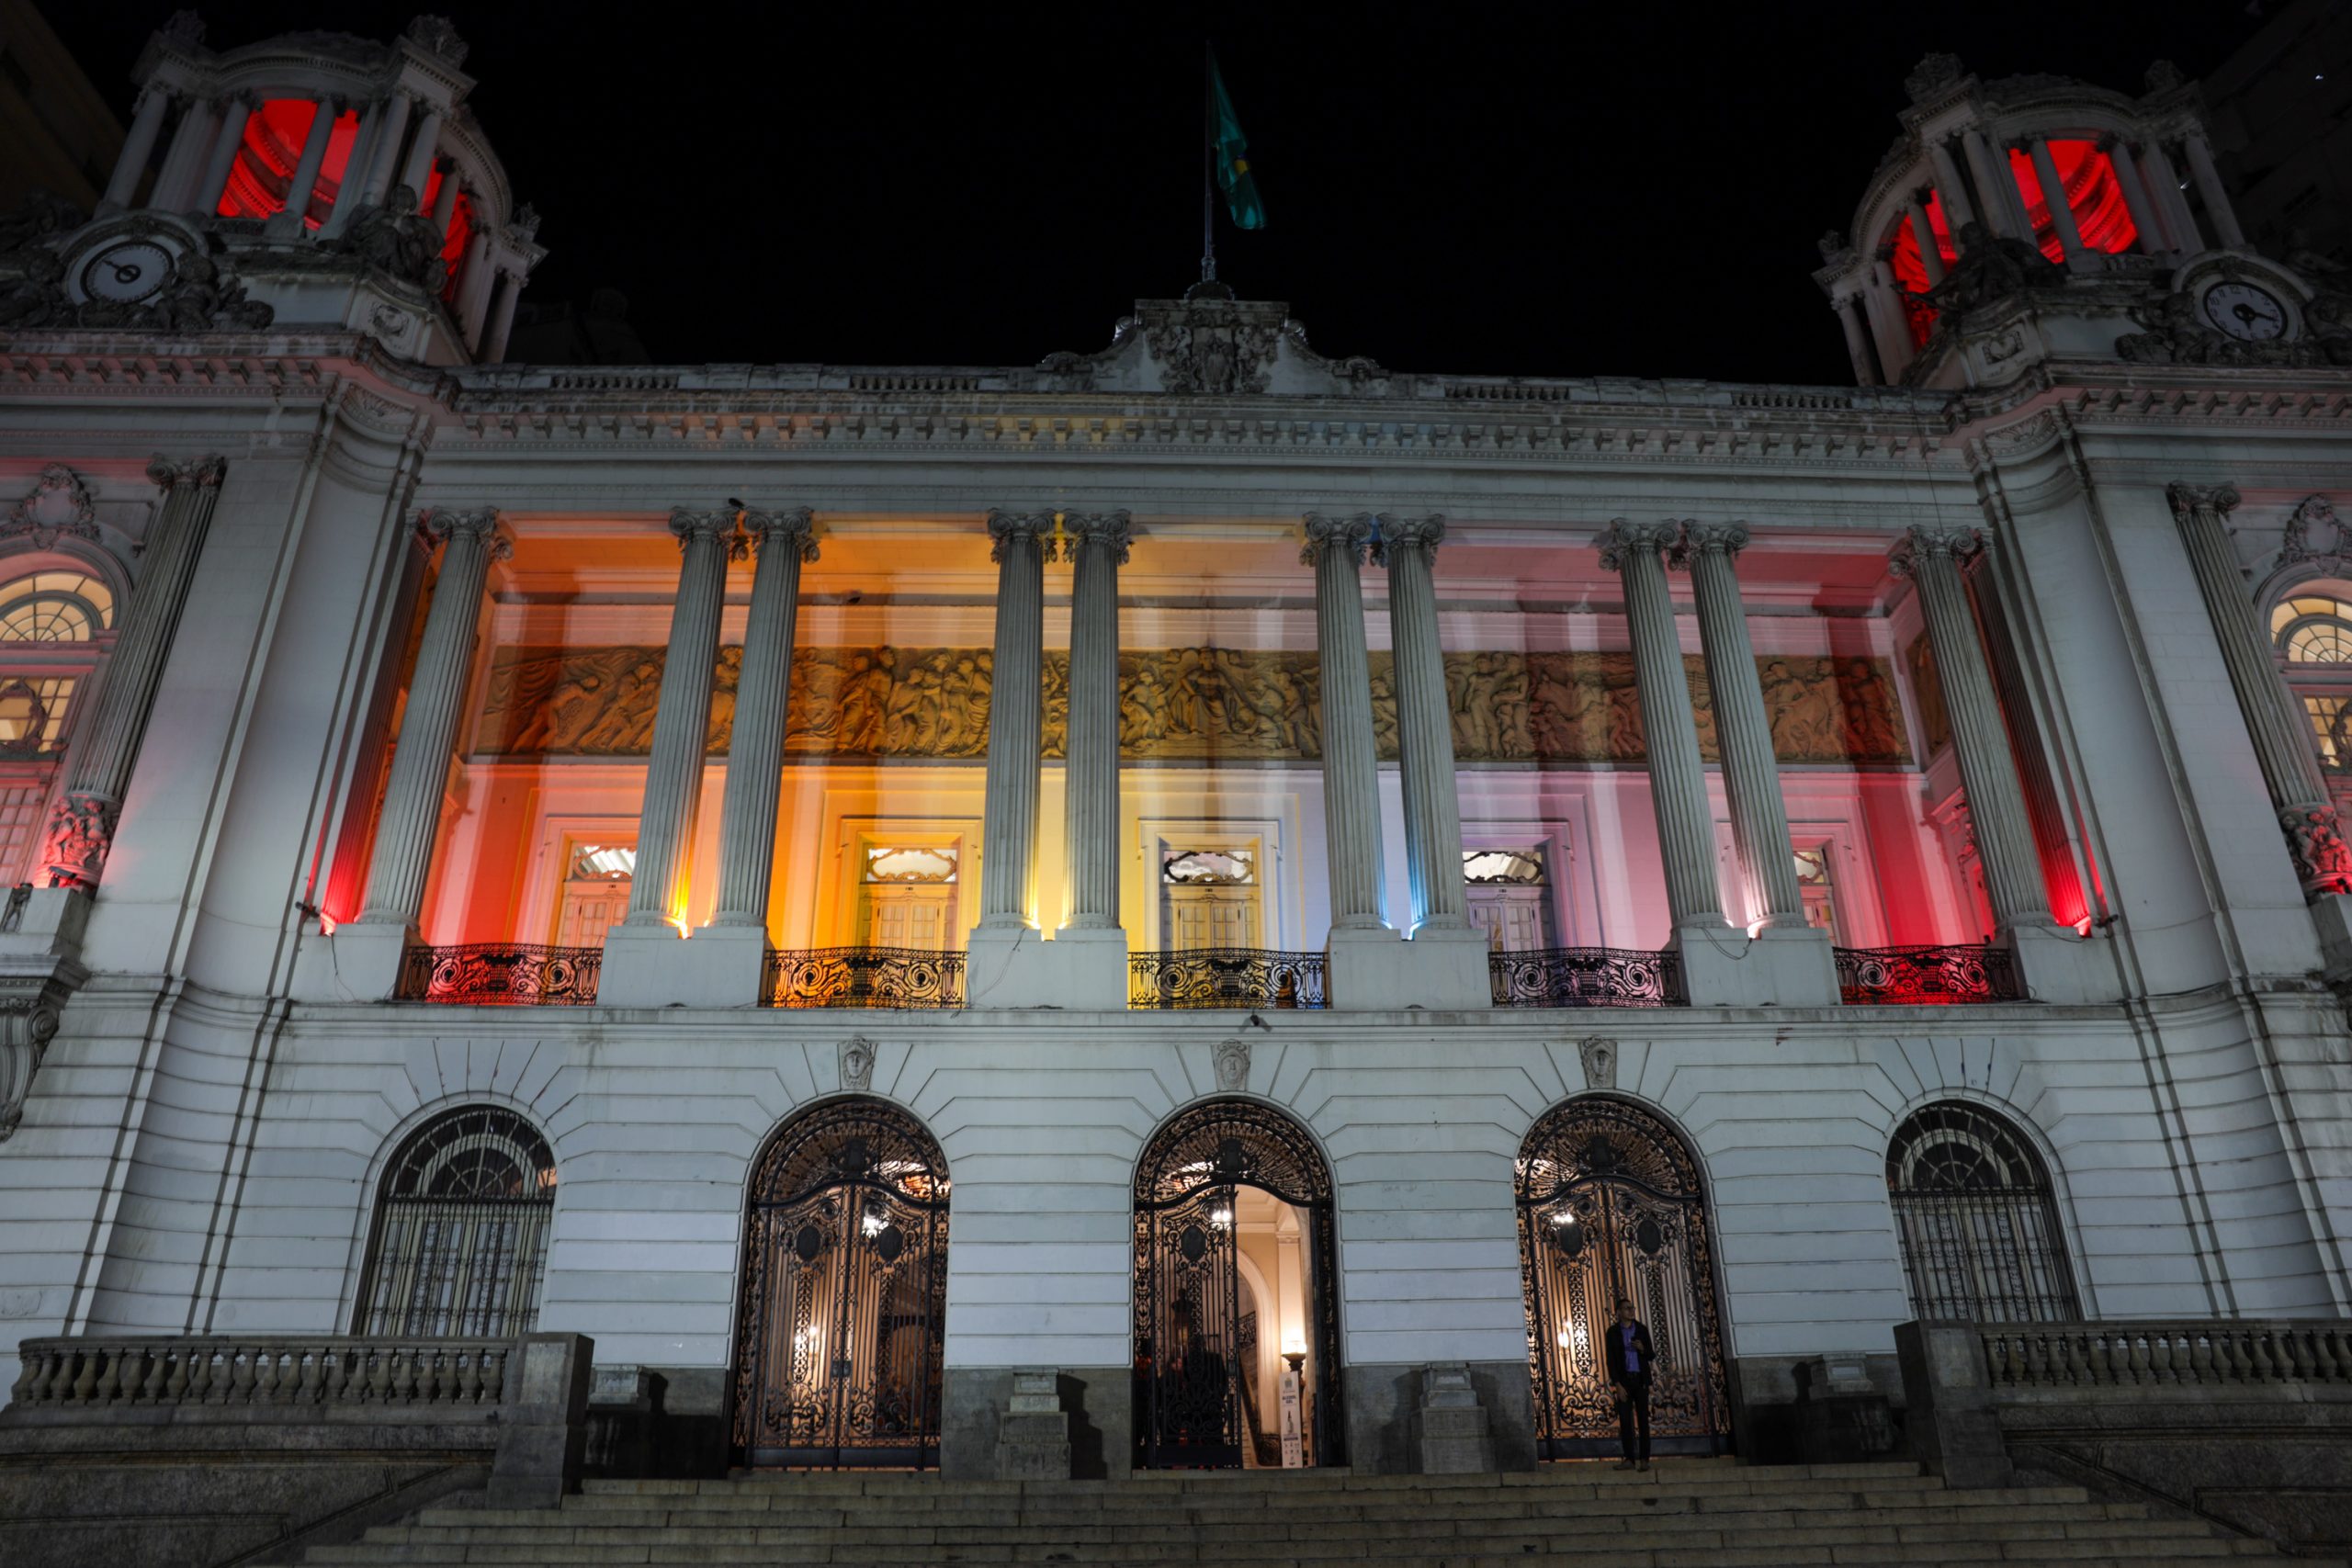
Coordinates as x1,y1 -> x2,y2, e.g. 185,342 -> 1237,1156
1128,949 -> 1329,1010
1835,943 -> 2018,1005
396,942 -> 602,1005
760,946 -> 966,1009
7,1335 -> 513,1411
1488,946 -> 1684,1008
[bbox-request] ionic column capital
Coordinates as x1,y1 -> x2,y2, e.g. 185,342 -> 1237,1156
1595,518 -> 1679,571
985,509 -> 1057,563
2165,482 -> 2242,522
145,454 -> 227,490
1669,520 -> 1751,567
669,507 -> 746,559
418,506 -> 513,562
744,506 -> 819,563
1890,524 -> 1984,577
1063,510 -> 1133,564
1371,513 -> 1445,564
1300,511 -> 1375,567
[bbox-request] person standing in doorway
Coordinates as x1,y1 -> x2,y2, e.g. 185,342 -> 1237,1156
1607,1296 -> 1655,1472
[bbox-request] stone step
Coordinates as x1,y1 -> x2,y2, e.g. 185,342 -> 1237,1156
578,1461 -> 1927,1498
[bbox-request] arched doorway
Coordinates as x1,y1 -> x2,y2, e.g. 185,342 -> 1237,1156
731,1098 -> 949,1469
1517,1097 -> 1732,1459
1133,1098 -> 1342,1470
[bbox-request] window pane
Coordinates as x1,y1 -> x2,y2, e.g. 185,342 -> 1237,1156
0,574 -> 111,642
1464,848 -> 1546,886
1161,847 -> 1254,885
864,845 -> 957,883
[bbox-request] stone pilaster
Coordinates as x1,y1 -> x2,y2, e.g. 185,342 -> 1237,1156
1374,513 -> 1469,933
351,506 -> 509,925
1304,513 -> 1389,931
1058,512 -> 1130,933
46,457 -> 232,892
2165,485 -> 2352,899
622,509 -> 740,930
710,509 -> 816,928
978,511 -> 1054,930
1600,520 -> 1724,929
1892,526 -> 2052,929
1674,523 -> 1804,925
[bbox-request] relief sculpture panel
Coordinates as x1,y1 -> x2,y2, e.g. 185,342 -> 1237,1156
474,646 -> 1910,766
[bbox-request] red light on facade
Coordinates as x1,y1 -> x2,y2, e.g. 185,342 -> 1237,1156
216,99 -> 361,229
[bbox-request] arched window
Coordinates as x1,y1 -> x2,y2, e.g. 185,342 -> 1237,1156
0,571 -> 112,643
357,1105 -> 557,1337
2272,592 -> 2352,770
1886,1101 -> 2078,1323
0,566 -> 117,877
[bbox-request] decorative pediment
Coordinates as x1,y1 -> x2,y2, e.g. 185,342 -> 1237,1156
1038,290 -> 1392,397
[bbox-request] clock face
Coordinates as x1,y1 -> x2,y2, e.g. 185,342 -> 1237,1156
2202,281 -> 2290,342
81,241 -> 175,305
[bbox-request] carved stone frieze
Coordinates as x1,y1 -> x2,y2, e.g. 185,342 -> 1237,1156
474,645 -> 1914,767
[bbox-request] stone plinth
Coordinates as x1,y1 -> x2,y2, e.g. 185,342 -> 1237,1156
488,1332 -> 594,1510
1328,926 -> 1489,1011
1415,1363 -> 1497,1474
1677,923 -> 1840,1007
1894,1321 -> 2013,1490
991,1370 -> 1072,1480
964,926 -> 1126,1010
288,920 -> 413,1004
595,923 -> 758,1010
2006,921 -> 2122,1005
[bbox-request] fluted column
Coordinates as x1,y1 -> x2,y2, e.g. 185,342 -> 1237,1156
266,96 -> 339,236
318,98 -> 382,238
2167,484 -> 2349,894
1894,526 -> 2052,927
43,457 -> 231,890
1927,140 -> 1977,231
193,93 -> 254,215
353,508 -> 509,924
2104,138 -> 2165,256
1059,512 -> 1130,931
398,109 -> 446,207
356,94 -> 412,207
2181,132 -> 2245,249
482,271 -> 521,362
1374,513 -> 1468,932
430,166 -> 460,232
104,86 -> 172,208
2141,141 -> 2203,251
1305,513 -> 1389,930
2028,139 -> 2087,264
978,512 -> 1054,928
1676,523 -> 1805,926
710,509 -> 816,928
1601,521 -> 1724,928
1835,296 -> 1879,386
1908,197 -> 1947,285
624,511 -> 739,929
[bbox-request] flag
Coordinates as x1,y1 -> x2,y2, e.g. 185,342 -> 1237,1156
1210,55 -> 1266,231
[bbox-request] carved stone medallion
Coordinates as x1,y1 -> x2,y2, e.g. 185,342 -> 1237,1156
839,1035 -> 876,1094
1213,1038 -> 1250,1094
1577,1036 -> 1617,1091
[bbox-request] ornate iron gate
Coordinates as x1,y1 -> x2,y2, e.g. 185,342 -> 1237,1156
732,1099 -> 949,1469
1133,1099 -> 1342,1470
1517,1097 -> 1732,1458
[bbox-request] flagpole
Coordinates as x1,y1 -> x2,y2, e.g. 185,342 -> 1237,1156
1200,39 -> 1216,286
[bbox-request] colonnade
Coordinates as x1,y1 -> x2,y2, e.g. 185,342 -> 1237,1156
1838,118 -> 2245,386
350,506 -> 2079,1006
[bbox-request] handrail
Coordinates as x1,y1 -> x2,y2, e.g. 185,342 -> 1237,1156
760,946 -> 965,1009
1488,946 -> 1685,1008
7,1334 -> 513,1411
396,942 -> 601,1006
1976,1320 -> 2352,1390
1128,949 -> 1329,1010
1835,943 -> 2019,1004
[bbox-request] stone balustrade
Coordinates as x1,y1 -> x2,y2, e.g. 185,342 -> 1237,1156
1978,1319 -> 2352,1391
6,1335 -> 512,1414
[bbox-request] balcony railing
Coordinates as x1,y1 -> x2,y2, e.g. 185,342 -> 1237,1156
1835,942 -> 2018,1005
396,942 -> 602,1006
1488,946 -> 1685,1008
761,946 -> 966,1009
1129,948 -> 1329,1010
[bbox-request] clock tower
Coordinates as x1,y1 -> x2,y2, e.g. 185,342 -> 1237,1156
1814,53 -> 2348,389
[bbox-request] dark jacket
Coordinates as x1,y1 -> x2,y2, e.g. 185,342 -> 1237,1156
1604,1319 -> 1655,1387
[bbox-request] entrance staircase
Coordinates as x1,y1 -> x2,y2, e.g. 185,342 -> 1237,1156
300,1461 -> 2338,1567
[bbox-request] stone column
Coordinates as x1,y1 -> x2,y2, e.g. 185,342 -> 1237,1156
266,96 -> 340,236
1962,129 -> 2022,239
1893,526 -> 2051,928
1927,140 -> 1977,231
1676,524 -> 1804,924
710,509 -> 816,928
1058,512 -> 1131,933
350,508 -> 508,923
354,93 -> 411,208
192,94 -> 254,215
2028,139 -> 2088,264
1864,254 -> 1914,381
1834,296 -> 1879,386
430,165 -> 460,231
318,98 -> 382,238
978,512 -> 1054,930
1600,521 -> 1724,929
2181,132 -> 2245,249
458,230 -> 495,337
1304,513 -> 1389,931
1908,197 -> 1946,285
2104,138 -> 2166,256
482,271 -> 522,362
2166,485 -> 2347,895
1374,513 -> 1469,933
43,457 -> 232,890
149,97 -> 217,214
398,108 -> 446,205
622,510 -> 738,930
103,86 -> 172,208
2140,141 -> 2203,252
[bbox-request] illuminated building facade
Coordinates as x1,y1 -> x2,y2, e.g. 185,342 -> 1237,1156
0,19 -> 2348,1481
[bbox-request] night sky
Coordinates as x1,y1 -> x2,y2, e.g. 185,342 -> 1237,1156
51,1 -> 2270,385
